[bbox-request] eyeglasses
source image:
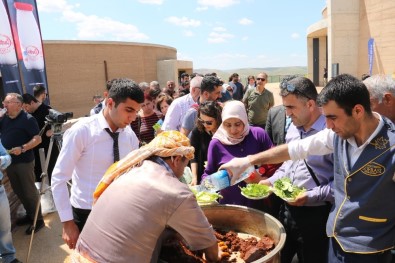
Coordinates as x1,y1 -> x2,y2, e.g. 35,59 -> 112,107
2,100 -> 20,105
198,118 -> 213,125
281,82 -> 312,100
257,78 -> 266,81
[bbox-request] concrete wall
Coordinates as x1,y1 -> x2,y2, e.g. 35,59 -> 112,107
43,41 -> 189,117
307,0 -> 395,83
327,0 -> 360,78
358,0 -> 395,77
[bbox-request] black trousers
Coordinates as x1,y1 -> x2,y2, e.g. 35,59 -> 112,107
328,237 -> 392,263
72,207 -> 91,232
279,203 -> 331,263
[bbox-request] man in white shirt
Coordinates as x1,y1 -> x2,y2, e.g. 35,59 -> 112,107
161,75 -> 202,131
51,78 -> 144,250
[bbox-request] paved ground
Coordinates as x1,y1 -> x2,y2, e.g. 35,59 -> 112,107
13,212 -> 72,263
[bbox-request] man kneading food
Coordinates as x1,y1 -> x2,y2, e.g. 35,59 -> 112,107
73,131 -> 222,263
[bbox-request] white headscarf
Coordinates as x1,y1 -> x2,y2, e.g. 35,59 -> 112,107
213,100 -> 250,145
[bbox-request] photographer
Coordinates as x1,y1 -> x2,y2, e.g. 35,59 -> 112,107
23,93 -> 59,184
51,78 -> 144,249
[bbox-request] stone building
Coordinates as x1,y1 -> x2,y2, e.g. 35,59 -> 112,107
307,0 -> 395,86
0,40 -> 192,117
43,40 -> 192,117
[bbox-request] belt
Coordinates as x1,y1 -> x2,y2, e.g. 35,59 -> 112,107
72,206 -> 91,215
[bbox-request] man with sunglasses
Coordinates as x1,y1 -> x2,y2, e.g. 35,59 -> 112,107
242,72 -> 274,130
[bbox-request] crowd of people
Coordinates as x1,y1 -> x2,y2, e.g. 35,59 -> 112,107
0,72 -> 394,263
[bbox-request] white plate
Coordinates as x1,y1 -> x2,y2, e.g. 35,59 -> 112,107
272,189 -> 299,202
241,191 -> 272,200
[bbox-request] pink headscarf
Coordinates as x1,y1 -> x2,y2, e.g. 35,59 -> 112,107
213,100 -> 250,145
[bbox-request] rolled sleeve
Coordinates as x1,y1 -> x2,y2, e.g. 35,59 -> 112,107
289,129 -> 334,161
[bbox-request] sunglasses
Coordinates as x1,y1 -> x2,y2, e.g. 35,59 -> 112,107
281,82 -> 312,100
198,118 -> 213,125
257,78 -> 266,81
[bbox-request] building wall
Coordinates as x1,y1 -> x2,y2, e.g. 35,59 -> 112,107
327,0 -> 360,78
358,0 -> 395,77
43,41 -> 188,117
307,0 -> 395,84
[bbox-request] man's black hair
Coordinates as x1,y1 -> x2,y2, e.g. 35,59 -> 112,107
108,78 -> 144,107
280,76 -> 318,101
200,75 -> 222,93
317,74 -> 372,116
22,93 -> 38,104
33,84 -> 46,98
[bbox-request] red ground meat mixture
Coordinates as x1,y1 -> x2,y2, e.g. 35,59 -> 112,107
159,229 -> 275,263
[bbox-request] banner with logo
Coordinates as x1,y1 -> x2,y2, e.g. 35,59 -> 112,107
368,38 -> 374,76
5,0 -> 49,98
0,0 -> 23,96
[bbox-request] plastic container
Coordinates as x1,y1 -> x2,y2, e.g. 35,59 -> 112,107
201,166 -> 256,192
0,108 -> 7,118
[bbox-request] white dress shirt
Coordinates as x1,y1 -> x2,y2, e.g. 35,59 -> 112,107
161,93 -> 196,131
288,113 -> 384,168
51,112 -> 139,222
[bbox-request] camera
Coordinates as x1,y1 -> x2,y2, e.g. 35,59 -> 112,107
46,109 -> 73,123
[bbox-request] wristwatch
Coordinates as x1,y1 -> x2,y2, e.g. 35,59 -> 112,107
21,145 -> 25,153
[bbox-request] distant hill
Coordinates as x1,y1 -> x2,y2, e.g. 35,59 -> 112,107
195,66 -> 307,83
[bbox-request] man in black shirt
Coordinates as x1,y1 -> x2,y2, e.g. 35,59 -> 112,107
1,93 -> 44,234
22,93 -> 59,184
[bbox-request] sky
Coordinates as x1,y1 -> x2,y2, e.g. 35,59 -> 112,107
36,0 -> 327,70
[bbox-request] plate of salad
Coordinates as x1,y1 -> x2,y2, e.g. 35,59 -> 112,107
239,184 -> 272,200
272,177 -> 305,202
190,185 -> 222,205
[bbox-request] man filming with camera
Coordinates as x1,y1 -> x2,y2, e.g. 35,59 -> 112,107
51,78 -> 144,250
23,94 -> 59,185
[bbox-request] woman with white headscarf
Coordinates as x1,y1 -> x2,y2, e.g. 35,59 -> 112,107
201,100 -> 275,212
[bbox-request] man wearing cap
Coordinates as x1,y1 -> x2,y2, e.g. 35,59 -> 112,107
74,131 -> 222,263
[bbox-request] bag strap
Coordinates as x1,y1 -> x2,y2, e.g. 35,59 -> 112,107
304,160 -> 321,186
300,131 -> 320,187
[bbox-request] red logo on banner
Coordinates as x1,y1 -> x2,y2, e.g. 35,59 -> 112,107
26,45 -> 40,56
0,34 -> 13,54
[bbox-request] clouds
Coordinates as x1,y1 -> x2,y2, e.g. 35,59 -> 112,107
37,0 -> 148,41
239,18 -> 253,25
36,0 -> 325,69
208,27 -> 234,43
138,0 -> 164,5
291,33 -> 300,39
165,16 -> 201,27
197,0 -> 239,9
